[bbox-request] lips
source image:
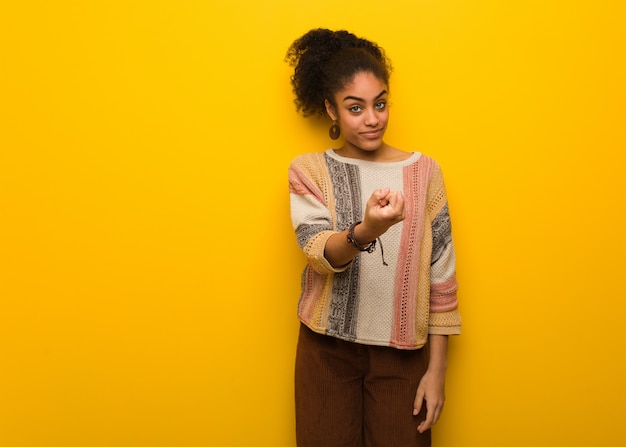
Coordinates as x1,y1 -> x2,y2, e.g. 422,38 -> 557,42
361,129 -> 384,138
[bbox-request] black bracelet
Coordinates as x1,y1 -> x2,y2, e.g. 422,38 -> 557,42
346,221 -> 377,253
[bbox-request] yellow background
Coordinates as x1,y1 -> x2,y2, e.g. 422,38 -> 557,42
1,1 -> 625,446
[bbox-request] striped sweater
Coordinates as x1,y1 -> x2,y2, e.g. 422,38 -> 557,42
288,149 -> 461,350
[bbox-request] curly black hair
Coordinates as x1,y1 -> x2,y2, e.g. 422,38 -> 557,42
285,28 -> 392,117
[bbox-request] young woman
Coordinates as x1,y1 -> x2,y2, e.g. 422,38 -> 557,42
286,28 -> 461,447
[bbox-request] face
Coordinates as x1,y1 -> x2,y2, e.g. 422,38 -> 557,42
326,71 -> 389,157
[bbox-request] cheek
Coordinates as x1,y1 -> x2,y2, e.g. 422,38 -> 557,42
381,109 -> 390,123
339,115 -> 358,130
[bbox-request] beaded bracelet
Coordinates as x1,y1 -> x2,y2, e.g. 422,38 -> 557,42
346,221 -> 377,253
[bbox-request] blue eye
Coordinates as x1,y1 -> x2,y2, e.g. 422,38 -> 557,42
349,105 -> 362,113
375,101 -> 387,110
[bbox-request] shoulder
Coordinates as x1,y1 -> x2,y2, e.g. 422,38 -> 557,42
413,152 -> 436,166
408,152 -> 442,180
289,150 -> 332,174
290,150 -> 329,165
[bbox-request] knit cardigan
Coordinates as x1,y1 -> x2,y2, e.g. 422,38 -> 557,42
289,149 -> 461,350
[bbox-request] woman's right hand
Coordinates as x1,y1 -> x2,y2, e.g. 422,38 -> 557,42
359,188 -> 405,241
323,188 -> 405,268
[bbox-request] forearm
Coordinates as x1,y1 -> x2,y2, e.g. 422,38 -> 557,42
324,222 -> 379,268
427,334 -> 448,374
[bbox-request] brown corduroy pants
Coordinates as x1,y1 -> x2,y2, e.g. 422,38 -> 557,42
295,324 -> 432,447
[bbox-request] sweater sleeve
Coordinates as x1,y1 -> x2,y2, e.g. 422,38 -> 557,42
288,154 -> 349,275
426,163 -> 462,335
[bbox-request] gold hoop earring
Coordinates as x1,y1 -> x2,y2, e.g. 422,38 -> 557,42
329,121 -> 340,140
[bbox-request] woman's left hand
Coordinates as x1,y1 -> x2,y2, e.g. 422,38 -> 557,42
413,366 -> 446,433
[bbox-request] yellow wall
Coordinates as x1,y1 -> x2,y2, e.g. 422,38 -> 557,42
1,1 -> 625,446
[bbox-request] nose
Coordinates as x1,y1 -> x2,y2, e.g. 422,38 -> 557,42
364,108 -> 380,127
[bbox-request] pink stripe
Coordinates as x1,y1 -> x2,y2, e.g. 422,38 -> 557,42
298,267 -> 324,322
430,276 -> 459,312
391,157 -> 434,345
289,164 -> 326,206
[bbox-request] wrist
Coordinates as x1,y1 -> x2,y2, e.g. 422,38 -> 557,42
347,221 -> 376,252
427,361 -> 448,375
353,221 -> 379,245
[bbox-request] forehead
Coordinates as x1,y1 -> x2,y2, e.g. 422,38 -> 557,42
339,72 -> 388,99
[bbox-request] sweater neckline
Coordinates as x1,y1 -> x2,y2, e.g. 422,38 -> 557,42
325,149 -> 421,167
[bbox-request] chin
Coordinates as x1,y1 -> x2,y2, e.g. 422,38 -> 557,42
361,140 -> 385,151
344,136 -> 385,153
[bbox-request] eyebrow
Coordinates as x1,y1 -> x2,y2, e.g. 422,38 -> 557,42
342,90 -> 388,102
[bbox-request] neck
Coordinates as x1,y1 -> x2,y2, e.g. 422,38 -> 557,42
335,143 -> 409,162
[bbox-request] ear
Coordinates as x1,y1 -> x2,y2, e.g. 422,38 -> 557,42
324,99 -> 337,121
